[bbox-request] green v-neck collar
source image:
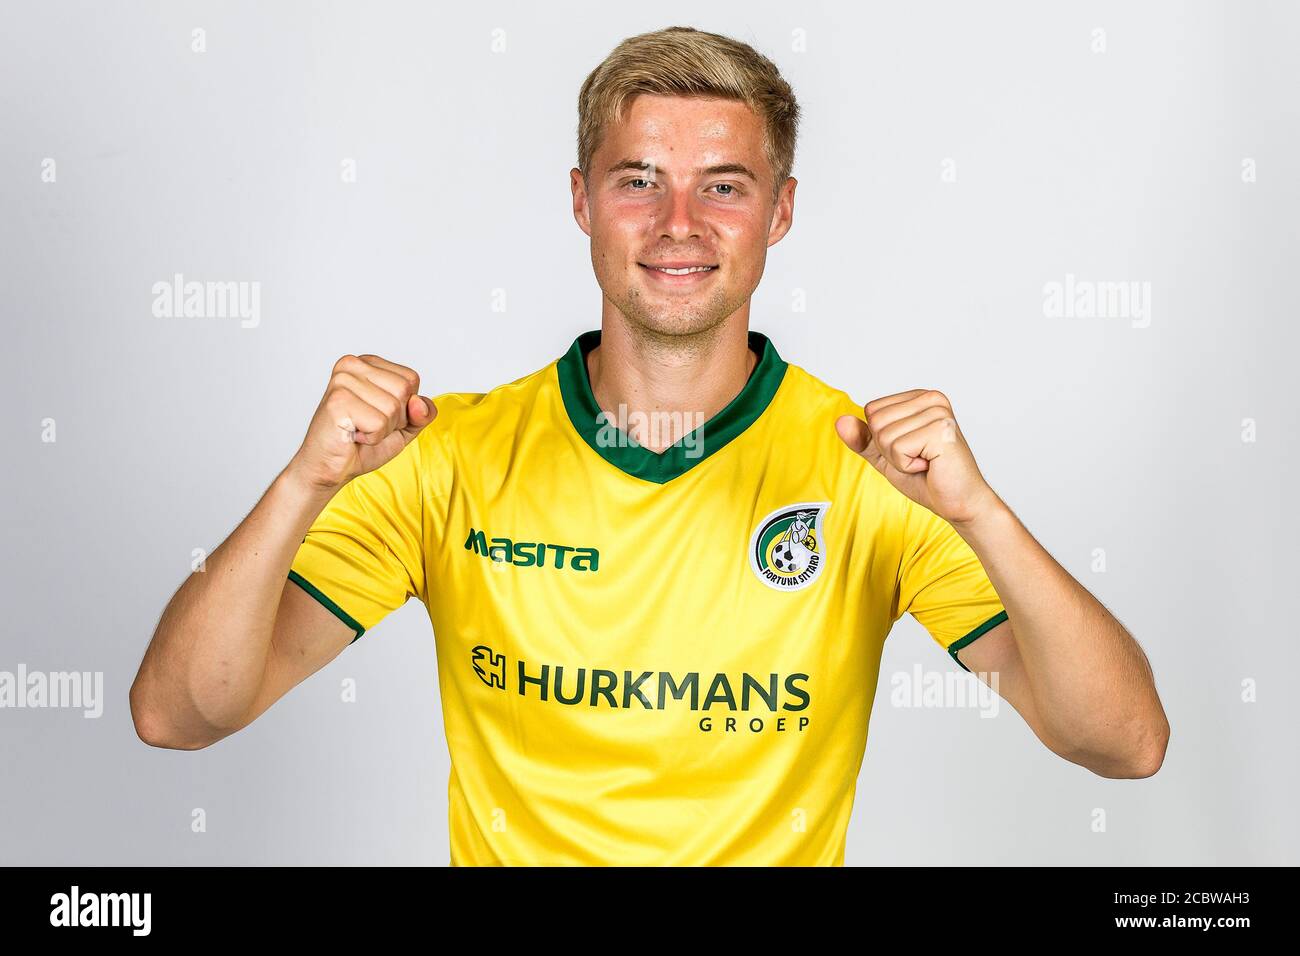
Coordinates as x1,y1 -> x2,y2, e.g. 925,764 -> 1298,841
556,327 -> 788,484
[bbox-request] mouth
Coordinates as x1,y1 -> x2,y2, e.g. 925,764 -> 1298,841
638,262 -> 719,283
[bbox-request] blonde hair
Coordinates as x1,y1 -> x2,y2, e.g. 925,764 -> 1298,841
577,26 -> 801,204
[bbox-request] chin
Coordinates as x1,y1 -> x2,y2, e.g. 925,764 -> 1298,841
623,310 -> 728,339
609,278 -> 738,338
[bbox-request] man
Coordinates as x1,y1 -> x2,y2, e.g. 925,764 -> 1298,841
131,25 -> 1169,866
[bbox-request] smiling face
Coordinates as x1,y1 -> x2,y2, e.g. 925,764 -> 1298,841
571,94 -> 796,339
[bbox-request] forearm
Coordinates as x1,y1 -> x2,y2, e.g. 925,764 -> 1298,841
130,465 -> 340,747
953,496 -> 1168,774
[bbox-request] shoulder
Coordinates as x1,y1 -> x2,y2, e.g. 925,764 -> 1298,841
776,360 -> 868,422
774,358 -> 911,524
411,353 -> 560,484
426,354 -> 555,431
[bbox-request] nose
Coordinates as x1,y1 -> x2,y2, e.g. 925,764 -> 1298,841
654,182 -> 704,242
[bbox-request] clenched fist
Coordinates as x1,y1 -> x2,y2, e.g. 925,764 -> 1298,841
835,388 -> 999,526
288,354 -> 437,492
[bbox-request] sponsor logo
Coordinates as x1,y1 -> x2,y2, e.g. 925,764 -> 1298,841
464,528 -> 599,572
472,645 -> 507,689
469,645 -> 811,733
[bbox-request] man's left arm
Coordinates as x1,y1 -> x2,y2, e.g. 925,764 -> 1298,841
837,389 -> 1170,780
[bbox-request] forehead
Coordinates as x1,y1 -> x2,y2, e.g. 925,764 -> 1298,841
601,94 -> 765,163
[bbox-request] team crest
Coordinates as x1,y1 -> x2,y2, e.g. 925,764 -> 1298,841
749,501 -> 831,591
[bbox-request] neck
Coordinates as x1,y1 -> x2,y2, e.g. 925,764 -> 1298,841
585,316 -> 758,454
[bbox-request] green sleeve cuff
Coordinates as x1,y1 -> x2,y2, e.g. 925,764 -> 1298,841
947,609 -> 1009,672
288,570 -> 366,644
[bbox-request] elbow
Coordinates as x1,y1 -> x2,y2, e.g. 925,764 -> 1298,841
1095,713 -> 1170,779
129,680 -> 216,752
1123,713 -> 1170,779
1053,712 -> 1170,779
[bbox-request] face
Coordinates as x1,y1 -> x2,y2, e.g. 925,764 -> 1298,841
571,94 -> 796,339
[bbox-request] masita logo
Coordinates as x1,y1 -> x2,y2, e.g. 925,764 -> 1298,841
749,501 -> 831,591
464,528 -> 599,571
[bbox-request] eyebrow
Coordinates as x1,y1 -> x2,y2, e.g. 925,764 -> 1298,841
605,159 -> 759,182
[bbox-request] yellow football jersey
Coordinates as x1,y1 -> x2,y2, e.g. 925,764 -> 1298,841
288,328 -> 1008,866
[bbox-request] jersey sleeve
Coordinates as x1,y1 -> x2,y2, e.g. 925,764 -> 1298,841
287,430 -> 428,644
895,497 -> 1008,671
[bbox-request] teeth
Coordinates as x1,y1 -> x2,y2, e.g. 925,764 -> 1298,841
651,266 -> 715,275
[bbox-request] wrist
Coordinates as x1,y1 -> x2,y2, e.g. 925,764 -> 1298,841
950,490 -> 1014,543
277,460 -> 345,508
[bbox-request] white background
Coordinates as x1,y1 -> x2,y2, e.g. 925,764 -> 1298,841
1,0 -> 1296,864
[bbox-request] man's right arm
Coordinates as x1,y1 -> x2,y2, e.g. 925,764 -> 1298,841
129,354 -> 437,750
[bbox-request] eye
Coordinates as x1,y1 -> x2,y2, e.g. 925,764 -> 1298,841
711,183 -> 740,197
626,178 -> 655,191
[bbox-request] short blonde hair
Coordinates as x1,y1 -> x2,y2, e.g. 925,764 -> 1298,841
577,26 -> 801,204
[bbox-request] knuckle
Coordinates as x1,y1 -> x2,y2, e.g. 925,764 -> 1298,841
390,363 -> 419,392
